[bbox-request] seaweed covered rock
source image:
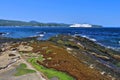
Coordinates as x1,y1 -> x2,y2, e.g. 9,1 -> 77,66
49,35 -> 120,79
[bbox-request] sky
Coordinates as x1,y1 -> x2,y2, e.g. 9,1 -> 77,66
0,0 -> 120,27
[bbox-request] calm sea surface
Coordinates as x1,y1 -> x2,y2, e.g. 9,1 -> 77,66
0,27 -> 120,51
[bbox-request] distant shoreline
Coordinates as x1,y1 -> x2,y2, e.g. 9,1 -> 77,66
0,19 -> 69,27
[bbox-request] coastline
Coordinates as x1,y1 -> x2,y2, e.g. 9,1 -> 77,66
0,27 -> 119,51
0,35 -> 120,80
80,35 -> 120,52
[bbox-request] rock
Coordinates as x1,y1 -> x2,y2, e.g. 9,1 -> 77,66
47,57 -> 52,60
91,52 -> 110,60
17,45 -> 33,52
42,47 -> 48,50
101,71 -> 106,75
69,39 -> 74,41
113,55 -> 120,61
66,48 -> 73,51
0,49 -> 2,52
0,32 -> 6,36
9,54 -> 16,57
11,48 -> 17,51
77,42 -> 84,48
1,48 -> 5,52
50,77 -> 59,80
89,64 -> 94,69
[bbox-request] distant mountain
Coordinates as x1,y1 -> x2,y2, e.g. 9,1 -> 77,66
0,19 -> 69,27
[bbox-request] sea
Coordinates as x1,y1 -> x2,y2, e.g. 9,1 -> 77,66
0,26 -> 120,52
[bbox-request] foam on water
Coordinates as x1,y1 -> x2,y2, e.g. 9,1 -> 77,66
80,35 -> 97,42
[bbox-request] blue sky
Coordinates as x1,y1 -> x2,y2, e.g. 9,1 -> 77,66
0,0 -> 120,27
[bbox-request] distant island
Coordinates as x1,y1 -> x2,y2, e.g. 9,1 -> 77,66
0,19 -> 69,27
0,19 -> 102,28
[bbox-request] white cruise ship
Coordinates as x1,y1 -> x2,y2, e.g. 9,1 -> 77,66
70,24 -> 92,28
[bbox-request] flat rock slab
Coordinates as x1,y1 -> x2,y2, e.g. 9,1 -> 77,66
0,72 -> 41,80
0,63 -> 42,80
18,45 -> 33,52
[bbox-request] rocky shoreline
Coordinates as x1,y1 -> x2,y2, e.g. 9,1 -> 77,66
0,35 -> 120,80
49,35 -> 120,79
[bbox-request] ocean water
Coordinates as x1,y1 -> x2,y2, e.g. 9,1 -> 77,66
0,26 -> 120,51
